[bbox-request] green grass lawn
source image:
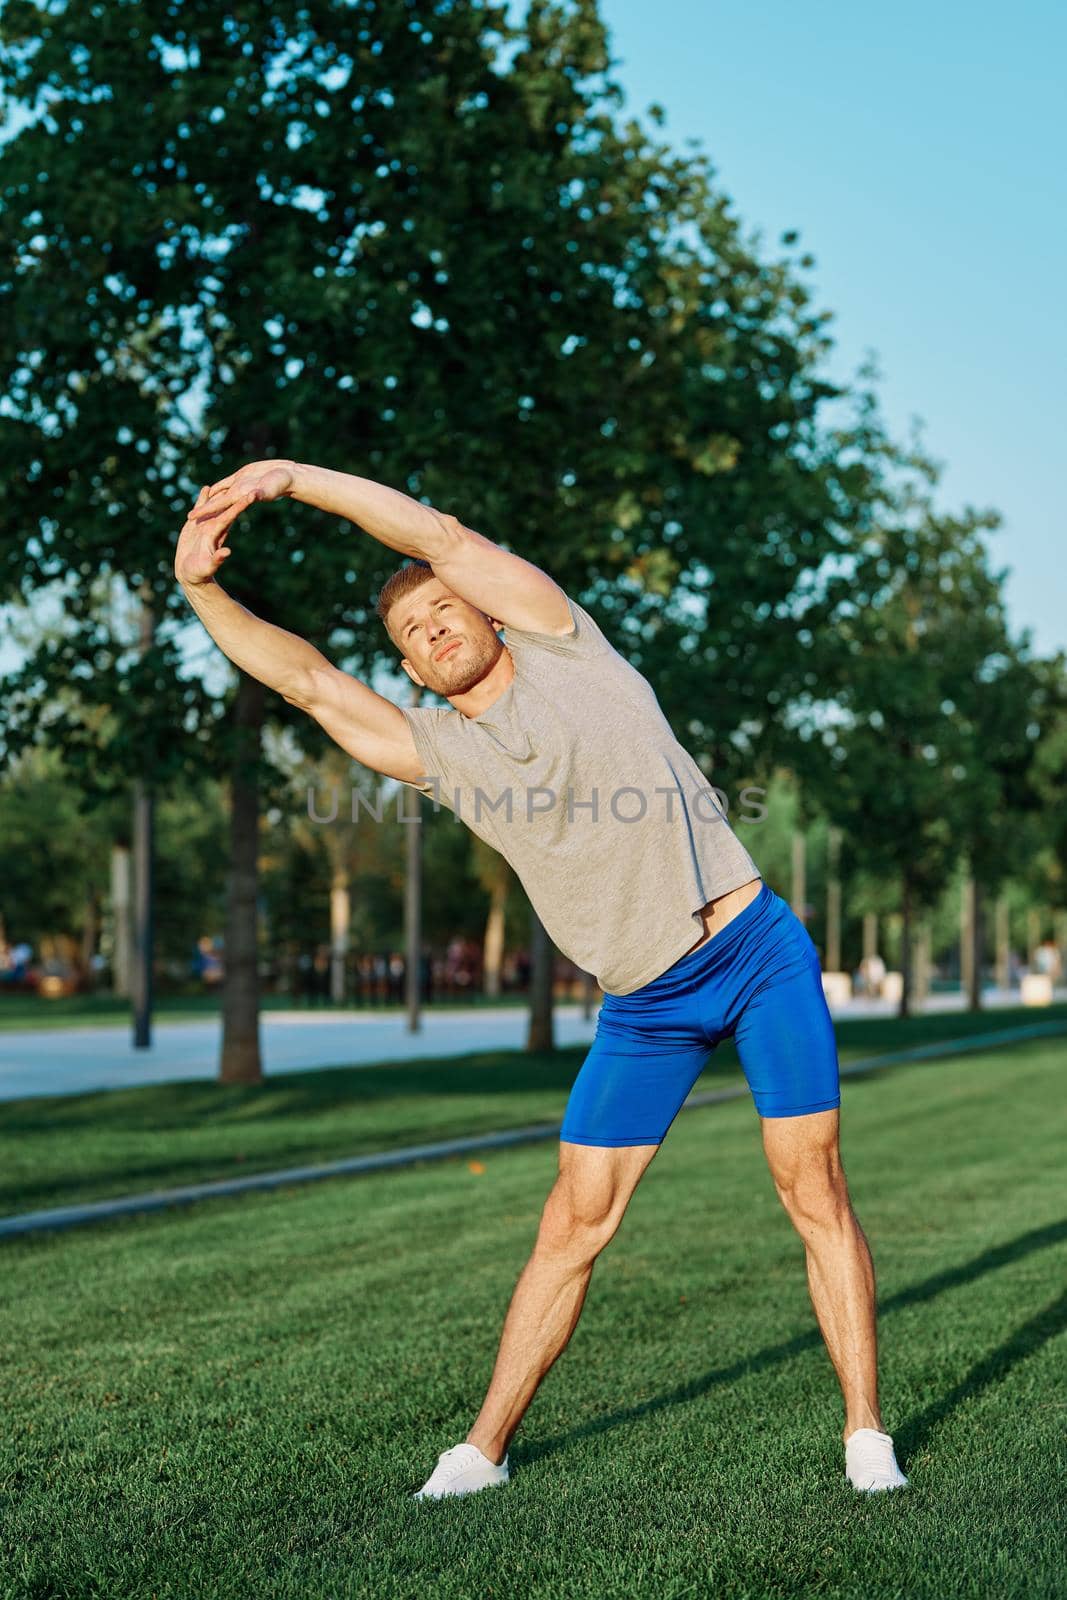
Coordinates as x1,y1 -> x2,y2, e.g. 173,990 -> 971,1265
2,1005 -> 1064,1217
0,1033 -> 1064,1598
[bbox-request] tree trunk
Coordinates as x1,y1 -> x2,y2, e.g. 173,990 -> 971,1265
131,780 -> 154,1049
110,844 -> 132,997
960,874 -> 975,1007
790,830 -> 806,921
1026,908 -> 1041,971
80,885 -> 99,984
994,896 -> 1010,992
826,825 -> 842,972
131,591 -> 155,1049
220,673 -> 264,1084
483,879 -> 507,998
526,901 -> 555,1052
969,879 -> 984,1011
330,868 -> 350,1004
1055,911 -> 1067,990
899,872 -> 913,1019
862,912 -> 878,964
913,921 -> 931,1009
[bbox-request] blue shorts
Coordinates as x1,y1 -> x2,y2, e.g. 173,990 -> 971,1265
560,883 -> 841,1147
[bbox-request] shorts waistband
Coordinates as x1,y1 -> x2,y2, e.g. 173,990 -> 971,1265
633,881 -> 777,997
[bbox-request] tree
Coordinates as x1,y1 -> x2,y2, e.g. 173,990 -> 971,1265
787,438 -> 1034,1016
0,0 -> 892,1072
1030,660 -> 1067,913
951,635 -> 1055,1008
470,834 -> 515,998
0,745 -> 112,965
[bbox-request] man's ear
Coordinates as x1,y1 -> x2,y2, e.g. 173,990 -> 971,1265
400,659 -> 426,689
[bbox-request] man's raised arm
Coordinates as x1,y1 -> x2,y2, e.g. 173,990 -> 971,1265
194,459 -> 456,563
174,486 -> 423,783
175,485 -> 332,704
193,460 -> 572,635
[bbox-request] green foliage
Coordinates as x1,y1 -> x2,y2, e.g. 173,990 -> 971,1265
0,0 -> 872,774
0,741 -> 228,962
1027,659 -> 1067,909
782,446 -> 1048,912
152,774 -> 230,965
1,0 -> 1058,981
259,743 -> 492,956
0,746 -> 113,947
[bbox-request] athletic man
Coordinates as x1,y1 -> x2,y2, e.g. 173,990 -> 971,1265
175,459 -> 908,1499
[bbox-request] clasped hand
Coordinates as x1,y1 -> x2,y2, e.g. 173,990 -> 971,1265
173,459 -> 297,586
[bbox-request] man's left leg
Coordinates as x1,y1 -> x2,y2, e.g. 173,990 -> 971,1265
413,1139 -> 660,1500
760,1108 -> 907,1490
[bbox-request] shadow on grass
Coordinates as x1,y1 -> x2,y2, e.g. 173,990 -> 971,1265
896,1284 -> 1067,1462
0,1047 -> 746,1213
0,1050 -> 588,1130
518,1215 -> 1067,1468
0,1132 -> 452,1214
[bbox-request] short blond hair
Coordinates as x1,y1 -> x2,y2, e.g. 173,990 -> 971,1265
375,559 -> 435,647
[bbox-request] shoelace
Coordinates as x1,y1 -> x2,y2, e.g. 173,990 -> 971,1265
435,1446 -> 479,1485
848,1432 -> 899,1477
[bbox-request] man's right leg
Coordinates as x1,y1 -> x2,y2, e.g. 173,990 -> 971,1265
465,1139 -> 659,1465
416,973 -> 710,1498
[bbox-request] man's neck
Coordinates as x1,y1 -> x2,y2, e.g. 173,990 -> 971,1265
449,644 -> 516,720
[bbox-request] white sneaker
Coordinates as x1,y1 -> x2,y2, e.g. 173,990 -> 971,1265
845,1427 -> 909,1492
413,1442 -> 510,1501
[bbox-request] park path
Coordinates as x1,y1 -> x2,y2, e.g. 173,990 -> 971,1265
0,986 -> 1062,1104
0,1004 -> 601,1102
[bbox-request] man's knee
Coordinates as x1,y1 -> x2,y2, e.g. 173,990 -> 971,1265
762,1115 -> 852,1236
774,1161 -> 852,1237
537,1184 -> 617,1262
536,1144 -> 655,1261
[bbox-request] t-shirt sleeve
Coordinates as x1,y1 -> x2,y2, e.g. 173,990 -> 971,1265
502,595 -> 612,658
397,704 -> 461,803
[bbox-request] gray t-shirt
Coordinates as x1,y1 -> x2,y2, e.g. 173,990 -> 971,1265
398,595 -> 761,995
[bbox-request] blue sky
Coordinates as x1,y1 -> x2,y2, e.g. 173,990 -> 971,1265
590,0 -> 1066,654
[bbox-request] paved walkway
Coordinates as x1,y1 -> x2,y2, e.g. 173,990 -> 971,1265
0,1005 -> 602,1102
0,987 -> 1063,1103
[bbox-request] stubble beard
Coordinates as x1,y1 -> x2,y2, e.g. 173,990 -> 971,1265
429,634 -> 502,696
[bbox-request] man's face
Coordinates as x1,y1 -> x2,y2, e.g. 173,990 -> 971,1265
391,577 -> 504,695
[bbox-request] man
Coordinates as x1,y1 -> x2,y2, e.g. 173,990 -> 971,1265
175,458 -> 908,1499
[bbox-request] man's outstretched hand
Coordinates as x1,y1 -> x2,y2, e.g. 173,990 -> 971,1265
174,484 -> 254,587
175,462 -> 297,587
193,459 -> 297,522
